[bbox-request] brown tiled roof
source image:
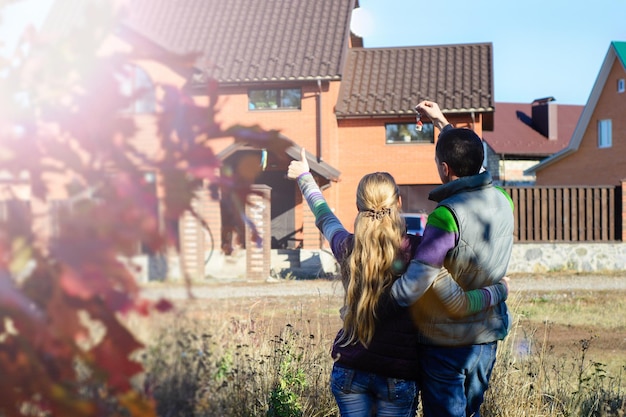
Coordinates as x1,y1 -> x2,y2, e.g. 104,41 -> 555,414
483,102 -> 583,156
335,43 -> 494,117
124,0 -> 356,84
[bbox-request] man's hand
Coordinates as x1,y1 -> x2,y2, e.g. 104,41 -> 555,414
287,147 -> 310,180
415,100 -> 450,130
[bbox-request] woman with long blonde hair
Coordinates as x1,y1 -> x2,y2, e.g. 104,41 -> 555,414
340,171 -> 407,347
287,149 -> 508,417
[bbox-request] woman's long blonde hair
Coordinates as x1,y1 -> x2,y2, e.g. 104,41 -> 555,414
338,172 -> 406,347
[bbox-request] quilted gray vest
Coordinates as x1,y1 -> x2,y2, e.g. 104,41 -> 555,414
413,172 -> 514,346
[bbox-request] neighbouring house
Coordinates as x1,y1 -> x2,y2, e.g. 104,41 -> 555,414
482,98 -> 583,185
525,41 -> 626,186
25,0 -> 497,279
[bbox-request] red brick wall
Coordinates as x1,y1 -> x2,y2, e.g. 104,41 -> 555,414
166,76 -> 488,250
535,60 -> 626,186
213,83 -> 333,158
209,81 -> 344,250
332,114 -> 480,233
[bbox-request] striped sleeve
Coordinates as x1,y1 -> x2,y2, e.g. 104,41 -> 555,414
411,206 -> 458,266
296,172 -> 347,252
392,206 -> 459,307
430,269 -> 509,318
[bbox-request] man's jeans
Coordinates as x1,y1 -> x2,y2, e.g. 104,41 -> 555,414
330,364 -> 418,417
419,342 -> 497,417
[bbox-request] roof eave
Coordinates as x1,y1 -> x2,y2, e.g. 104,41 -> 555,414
191,75 -> 342,89
524,148 -> 575,175
336,107 -> 494,120
529,44 -> 618,174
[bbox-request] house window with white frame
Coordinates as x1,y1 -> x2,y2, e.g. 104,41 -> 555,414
248,88 -> 301,110
117,64 -> 156,114
598,119 -> 612,149
385,122 -> 434,144
618,78 -> 625,93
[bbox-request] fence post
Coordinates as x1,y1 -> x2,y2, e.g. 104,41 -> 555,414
246,184 -> 272,280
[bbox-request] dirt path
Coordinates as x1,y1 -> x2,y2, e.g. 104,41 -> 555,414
140,273 -> 626,372
141,273 -> 626,300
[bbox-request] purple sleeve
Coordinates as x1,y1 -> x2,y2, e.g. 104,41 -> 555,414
413,225 -> 457,267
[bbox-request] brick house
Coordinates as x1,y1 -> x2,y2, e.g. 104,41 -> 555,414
525,41 -> 626,186
482,98 -> 582,185
334,44 -> 494,219
36,0 -> 496,279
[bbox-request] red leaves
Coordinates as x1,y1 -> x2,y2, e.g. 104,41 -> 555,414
0,1 -> 295,415
91,313 -> 145,392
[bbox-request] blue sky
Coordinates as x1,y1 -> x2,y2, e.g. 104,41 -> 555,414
354,0 -> 626,105
2,0 -> 625,105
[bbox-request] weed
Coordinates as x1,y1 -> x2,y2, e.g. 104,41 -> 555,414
128,286 -> 625,417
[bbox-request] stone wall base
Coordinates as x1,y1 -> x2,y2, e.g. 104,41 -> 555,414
130,243 -> 626,282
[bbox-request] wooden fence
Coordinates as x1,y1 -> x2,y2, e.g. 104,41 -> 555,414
504,185 -> 621,242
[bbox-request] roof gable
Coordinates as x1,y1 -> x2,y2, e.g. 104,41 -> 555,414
483,102 -> 582,157
526,41 -> 626,174
614,41 -> 626,69
335,43 -> 494,117
124,0 -> 356,84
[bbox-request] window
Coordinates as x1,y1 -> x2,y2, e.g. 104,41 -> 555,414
117,64 -> 156,113
618,79 -> 625,93
248,88 -> 301,110
598,119 -> 612,148
385,122 -> 434,144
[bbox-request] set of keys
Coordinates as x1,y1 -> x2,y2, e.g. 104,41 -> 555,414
414,105 -> 423,132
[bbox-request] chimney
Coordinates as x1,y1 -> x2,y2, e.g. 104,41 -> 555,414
531,97 -> 558,140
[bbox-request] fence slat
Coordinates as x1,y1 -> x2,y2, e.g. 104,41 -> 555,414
607,187 -> 612,240
601,188 -> 608,241
533,188 -> 541,241
585,188 -> 593,241
576,188 -> 584,241
556,188 -> 563,240
518,188 -> 527,242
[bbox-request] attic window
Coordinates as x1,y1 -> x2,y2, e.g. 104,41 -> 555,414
598,119 -> 612,149
385,123 -> 434,144
618,79 -> 625,93
117,64 -> 156,114
248,88 -> 301,110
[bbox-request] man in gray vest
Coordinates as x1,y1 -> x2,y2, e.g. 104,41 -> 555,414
390,100 -> 514,417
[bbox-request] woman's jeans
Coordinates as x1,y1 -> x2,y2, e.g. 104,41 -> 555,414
418,342 -> 498,417
330,364 -> 418,417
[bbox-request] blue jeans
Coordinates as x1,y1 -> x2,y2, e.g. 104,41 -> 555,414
330,364 -> 418,417
418,342 -> 498,417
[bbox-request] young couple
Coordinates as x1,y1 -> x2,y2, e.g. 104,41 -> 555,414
286,101 -> 515,417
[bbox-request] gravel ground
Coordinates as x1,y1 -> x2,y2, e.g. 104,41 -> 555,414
141,272 -> 626,300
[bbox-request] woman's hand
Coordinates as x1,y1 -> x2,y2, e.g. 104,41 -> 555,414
501,276 -> 510,294
287,147 -> 310,180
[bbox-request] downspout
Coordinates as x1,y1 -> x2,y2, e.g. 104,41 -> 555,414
316,78 -> 323,162
316,78 -> 324,249
471,110 -> 476,131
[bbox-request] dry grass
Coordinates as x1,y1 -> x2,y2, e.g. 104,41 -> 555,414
124,284 -> 626,417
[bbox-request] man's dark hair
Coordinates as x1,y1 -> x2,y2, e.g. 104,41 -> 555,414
435,128 -> 484,177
